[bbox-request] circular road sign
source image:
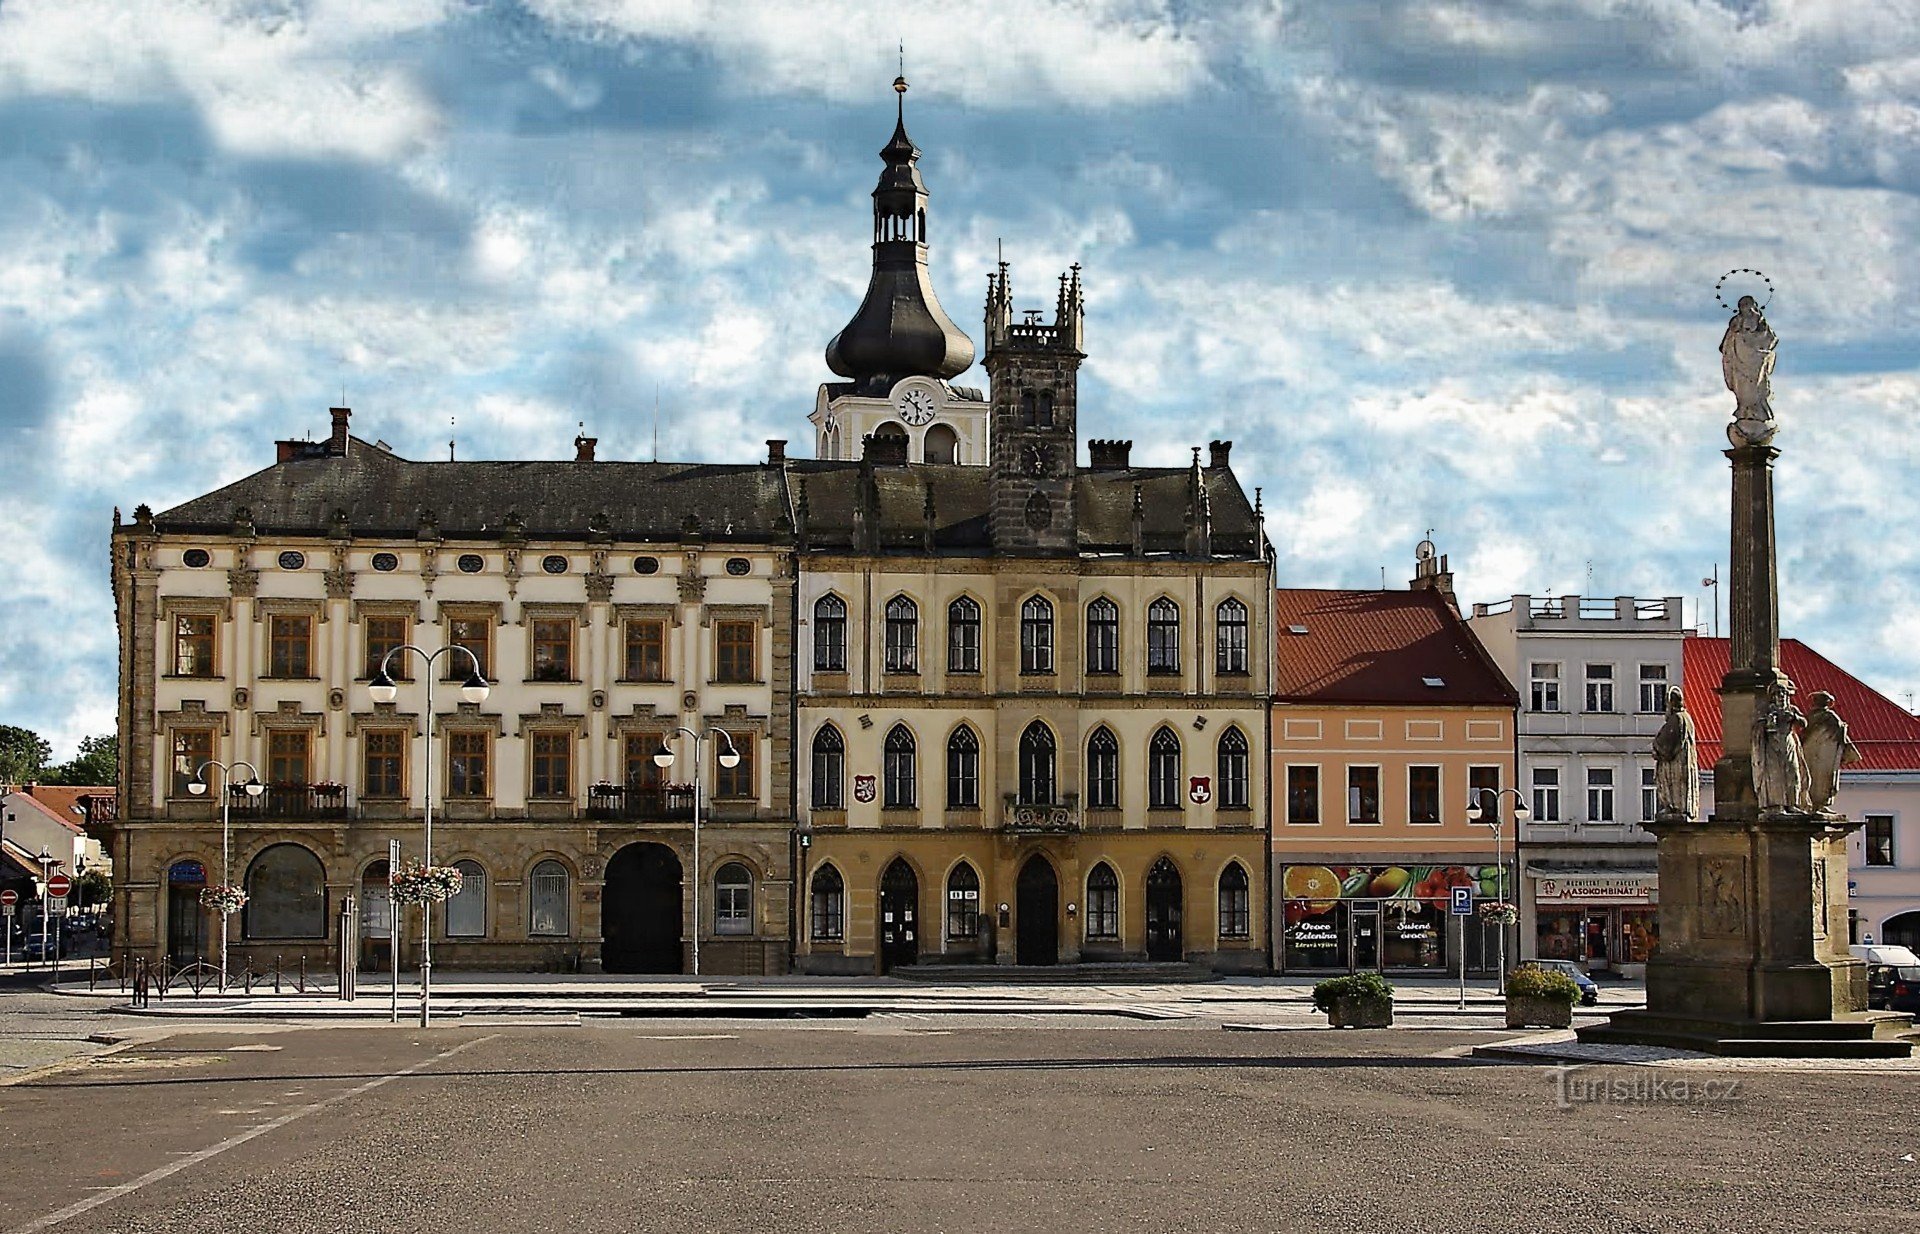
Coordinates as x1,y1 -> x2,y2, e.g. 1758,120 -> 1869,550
0,889 -> 16,907
45,873 -> 72,898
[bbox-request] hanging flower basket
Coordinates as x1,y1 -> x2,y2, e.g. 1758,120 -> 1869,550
1478,900 -> 1519,925
390,862 -> 464,905
199,883 -> 248,914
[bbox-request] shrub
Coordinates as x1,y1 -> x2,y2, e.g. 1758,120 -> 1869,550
1506,964 -> 1582,1004
1311,971 -> 1395,1013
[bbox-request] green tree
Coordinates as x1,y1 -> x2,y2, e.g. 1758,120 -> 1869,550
50,734 -> 117,786
0,725 -> 51,784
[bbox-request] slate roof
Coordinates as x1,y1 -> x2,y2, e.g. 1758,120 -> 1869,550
1273,588 -> 1518,706
1683,636 -> 1920,772
153,440 -> 794,542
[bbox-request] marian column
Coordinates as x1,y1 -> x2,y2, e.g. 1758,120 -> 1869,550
1582,293 -> 1909,1057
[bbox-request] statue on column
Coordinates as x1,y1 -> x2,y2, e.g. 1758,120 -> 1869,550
1721,294 -> 1779,445
1752,681 -> 1810,813
1801,690 -> 1863,813
1652,686 -> 1699,820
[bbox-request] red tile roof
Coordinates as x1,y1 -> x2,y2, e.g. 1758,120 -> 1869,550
1683,636 -> 1920,772
20,786 -> 112,830
2,790 -> 86,836
1274,588 -> 1518,706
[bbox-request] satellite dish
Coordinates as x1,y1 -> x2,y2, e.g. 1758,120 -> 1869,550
1415,539 -> 1437,561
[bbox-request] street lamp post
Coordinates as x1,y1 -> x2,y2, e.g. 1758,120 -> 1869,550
653,726 -> 740,977
36,847 -> 54,972
369,644 -> 490,1027
1466,786 -> 1532,992
187,758 -> 264,990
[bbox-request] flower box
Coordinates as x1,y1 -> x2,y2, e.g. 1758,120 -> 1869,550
199,884 -> 248,914
1329,995 -> 1395,1028
1505,995 -> 1573,1029
1312,972 -> 1395,1028
390,862 -> 464,905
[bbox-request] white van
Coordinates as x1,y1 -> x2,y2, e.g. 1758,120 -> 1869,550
1850,943 -> 1920,968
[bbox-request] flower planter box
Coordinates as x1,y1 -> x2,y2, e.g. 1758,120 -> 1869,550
1505,994 -> 1573,1029
1328,996 -> 1394,1028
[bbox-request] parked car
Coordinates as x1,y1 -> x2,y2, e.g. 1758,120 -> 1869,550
1527,959 -> 1600,1006
22,933 -> 63,962
1850,944 -> 1920,1010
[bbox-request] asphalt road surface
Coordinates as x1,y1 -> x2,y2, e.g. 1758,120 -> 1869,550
1,1014 -> 1912,1233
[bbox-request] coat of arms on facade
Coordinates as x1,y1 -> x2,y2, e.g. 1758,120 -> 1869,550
853,774 -> 877,804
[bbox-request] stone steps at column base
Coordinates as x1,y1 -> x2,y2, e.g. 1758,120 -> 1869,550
1577,1009 -> 1914,1058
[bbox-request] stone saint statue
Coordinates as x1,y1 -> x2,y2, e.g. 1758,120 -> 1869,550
1801,690 -> 1863,813
1651,686 -> 1699,819
1752,681 -> 1809,813
1721,295 -> 1778,444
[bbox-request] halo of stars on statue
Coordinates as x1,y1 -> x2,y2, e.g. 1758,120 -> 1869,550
1715,268 -> 1773,313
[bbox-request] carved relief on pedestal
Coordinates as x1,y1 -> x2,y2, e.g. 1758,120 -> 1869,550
1699,855 -> 1748,937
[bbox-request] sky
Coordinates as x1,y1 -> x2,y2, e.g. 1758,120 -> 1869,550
5,0 -> 1920,758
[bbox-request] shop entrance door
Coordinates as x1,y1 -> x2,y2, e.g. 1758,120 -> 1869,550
1015,856 -> 1058,966
1351,906 -> 1379,971
1145,858 -> 1183,961
878,859 -> 919,972
1585,910 -> 1611,970
166,883 -> 206,967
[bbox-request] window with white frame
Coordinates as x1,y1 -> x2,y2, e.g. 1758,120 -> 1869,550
1584,664 -> 1615,713
1532,767 -> 1561,822
1149,726 -> 1182,808
445,859 -> 486,938
884,725 -> 917,808
1085,863 -> 1120,939
1641,766 -> 1657,822
1529,662 -> 1561,713
813,595 -> 847,672
1587,766 -> 1616,822
810,866 -> 845,940
529,860 -> 569,936
811,726 -> 844,810
1866,815 -> 1895,866
1638,664 -> 1669,713
884,596 -> 918,673
947,597 -> 981,674
714,862 -> 753,935
1086,727 -> 1119,809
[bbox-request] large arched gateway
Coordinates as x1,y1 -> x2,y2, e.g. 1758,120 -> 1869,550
602,843 -> 683,974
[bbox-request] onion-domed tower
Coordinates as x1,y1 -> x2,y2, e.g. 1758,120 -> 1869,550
813,77 -> 986,464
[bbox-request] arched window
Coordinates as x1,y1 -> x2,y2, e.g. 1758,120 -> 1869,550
445,858 -> 486,938
884,596 -> 919,673
1086,597 -> 1119,675
924,423 -> 960,465
1148,598 -> 1181,675
1217,727 -> 1250,810
243,843 -> 326,939
715,861 -> 753,935
1018,721 -> 1056,805
948,596 -> 981,673
1086,727 -> 1119,809
529,860 -> 570,936
1150,726 -> 1182,808
1086,863 -> 1120,940
884,725 -> 917,808
947,863 -> 981,940
1215,597 -> 1249,675
1020,595 -> 1055,674
1037,390 -> 1054,427
811,726 -> 845,810
1020,389 -> 1037,425
946,725 -> 979,809
814,594 -> 847,672
1218,864 -> 1252,939
810,865 -> 845,941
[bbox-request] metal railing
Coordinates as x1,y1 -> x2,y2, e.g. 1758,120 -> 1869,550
97,951 -> 338,1003
585,784 -> 696,821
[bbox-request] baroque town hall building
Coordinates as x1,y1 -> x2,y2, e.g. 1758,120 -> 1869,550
107,82 -> 1273,976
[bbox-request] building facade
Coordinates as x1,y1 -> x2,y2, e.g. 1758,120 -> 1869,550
1271,553 -> 1519,976
1465,593 -> 1682,976
110,428 -> 797,975
1685,636 -> 1920,953
790,85 -> 1273,974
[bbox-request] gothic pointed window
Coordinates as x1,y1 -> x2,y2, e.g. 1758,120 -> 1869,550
1087,726 -> 1119,809
1018,721 -> 1056,805
1086,598 -> 1119,675
1085,863 -> 1120,940
811,726 -> 845,810
947,863 -> 980,940
1149,726 -> 1182,809
884,724 -> 917,808
1148,598 -> 1181,675
814,594 -> 847,672
884,596 -> 919,673
1217,727 -> 1250,810
1020,595 -> 1054,674
810,865 -> 845,941
1218,863 -> 1251,939
946,725 -> 979,809
948,596 -> 981,673
1215,598 -> 1249,675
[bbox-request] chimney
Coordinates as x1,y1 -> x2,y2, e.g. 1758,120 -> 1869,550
574,434 -> 598,462
329,406 -> 351,456
1209,439 -> 1232,469
1088,439 -> 1133,470
277,440 -> 300,463
767,439 -> 787,464
863,431 -> 909,465
1411,544 -> 1458,609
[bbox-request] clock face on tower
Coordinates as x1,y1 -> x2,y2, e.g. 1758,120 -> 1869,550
898,388 -> 937,426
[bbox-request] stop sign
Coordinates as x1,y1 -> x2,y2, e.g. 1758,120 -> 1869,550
45,873 -> 72,898
0,889 -> 16,907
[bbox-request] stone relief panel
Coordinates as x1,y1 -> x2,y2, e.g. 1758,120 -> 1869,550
1699,855 -> 1748,937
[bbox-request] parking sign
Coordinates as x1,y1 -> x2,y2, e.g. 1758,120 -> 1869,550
1450,885 -> 1475,916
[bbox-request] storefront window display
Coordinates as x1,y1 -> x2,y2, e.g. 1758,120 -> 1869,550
1280,863 -> 1501,974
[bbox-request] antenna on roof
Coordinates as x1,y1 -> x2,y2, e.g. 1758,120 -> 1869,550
449,415 -> 456,463
652,388 -> 660,462
1380,565 -> 1386,590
